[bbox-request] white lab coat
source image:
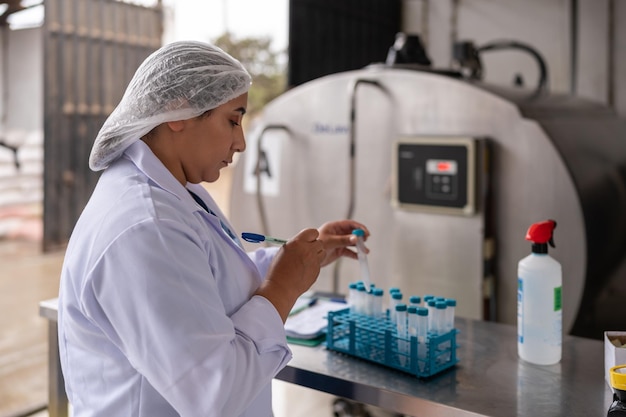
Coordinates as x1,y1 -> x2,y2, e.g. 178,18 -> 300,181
58,140 -> 291,417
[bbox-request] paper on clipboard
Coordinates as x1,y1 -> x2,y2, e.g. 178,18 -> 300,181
284,299 -> 348,340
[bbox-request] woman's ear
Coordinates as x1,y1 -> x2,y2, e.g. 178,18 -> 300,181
166,120 -> 186,132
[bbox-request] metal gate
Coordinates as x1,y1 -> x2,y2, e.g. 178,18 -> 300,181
43,0 -> 162,251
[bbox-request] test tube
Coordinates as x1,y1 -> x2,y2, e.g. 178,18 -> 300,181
416,307 -> 428,339
395,304 -> 408,334
395,303 -> 408,366
372,288 -> 384,317
408,306 -> 418,337
445,298 -> 456,332
426,299 -> 436,333
352,229 -> 371,289
408,306 -> 418,368
388,288 -> 400,311
390,291 -> 403,323
416,307 -> 428,372
437,301 -> 450,363
434,301 -> 447,335
363,284 -> 372,315
356,283 -> 367,315
348,282 -> 358,312
366,288 -> 378,316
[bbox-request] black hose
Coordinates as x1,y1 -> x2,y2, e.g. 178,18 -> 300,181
477,40 -> 549,96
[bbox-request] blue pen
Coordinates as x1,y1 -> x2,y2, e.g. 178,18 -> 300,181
241,232 -> 287,245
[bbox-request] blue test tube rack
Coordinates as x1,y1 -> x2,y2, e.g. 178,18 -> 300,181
326,307 -> 459,378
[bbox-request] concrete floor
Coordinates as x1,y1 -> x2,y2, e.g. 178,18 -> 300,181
0,239 -> 64,417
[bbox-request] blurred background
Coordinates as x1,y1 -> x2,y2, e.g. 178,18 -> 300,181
1,0 -> 625,416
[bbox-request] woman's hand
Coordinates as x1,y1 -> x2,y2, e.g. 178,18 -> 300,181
255,228 -> 325,322
255,221 -> 370,322
318,220 -> 370,267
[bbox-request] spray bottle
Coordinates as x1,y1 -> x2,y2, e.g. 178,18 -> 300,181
517,219 -> 562,365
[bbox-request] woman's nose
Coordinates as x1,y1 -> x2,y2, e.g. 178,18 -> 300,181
234,130 -> 246,153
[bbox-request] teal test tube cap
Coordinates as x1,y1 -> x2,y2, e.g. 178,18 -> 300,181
352,228 -> 365,237
409,296 -> 421,304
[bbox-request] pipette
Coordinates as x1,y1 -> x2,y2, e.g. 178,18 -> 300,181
352,229 -> 372,290
241,232 -> 287,245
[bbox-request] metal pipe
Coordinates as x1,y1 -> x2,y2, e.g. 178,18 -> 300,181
332,78 -> 391,293
254,124 -> 292,243
345,79 -> 387,221
422,0 -> 429,49
570,0 -> 578,95
450,0 -> 460,68
607,0 -> 615,108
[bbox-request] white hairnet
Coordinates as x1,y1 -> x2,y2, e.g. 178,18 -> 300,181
89,40 -> 252,171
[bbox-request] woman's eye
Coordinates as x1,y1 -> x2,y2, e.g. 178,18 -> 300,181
230,120 -> 240,127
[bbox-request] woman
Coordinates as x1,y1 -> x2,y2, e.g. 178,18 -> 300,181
57,40 -> 369,417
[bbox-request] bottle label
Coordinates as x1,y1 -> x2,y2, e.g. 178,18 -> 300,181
554,286 -> 562,311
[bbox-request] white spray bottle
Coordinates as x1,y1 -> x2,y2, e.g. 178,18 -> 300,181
517,219 -> 562,365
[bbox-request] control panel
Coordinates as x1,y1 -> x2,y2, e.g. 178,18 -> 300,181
392,136 -> 477,215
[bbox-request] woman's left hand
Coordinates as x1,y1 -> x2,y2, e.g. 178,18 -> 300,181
317,220 -> 370,267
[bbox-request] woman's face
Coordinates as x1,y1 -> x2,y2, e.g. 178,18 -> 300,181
178,93 -> 248,184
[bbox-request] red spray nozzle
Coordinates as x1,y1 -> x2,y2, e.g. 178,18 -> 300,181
525,219 -> 557,247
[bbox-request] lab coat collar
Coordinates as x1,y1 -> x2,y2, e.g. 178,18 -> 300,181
122,140 -> 191,206
121,141 -> 243,249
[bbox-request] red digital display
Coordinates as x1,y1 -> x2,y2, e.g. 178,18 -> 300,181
426,159 -> 458,175
437,162 -> 451,172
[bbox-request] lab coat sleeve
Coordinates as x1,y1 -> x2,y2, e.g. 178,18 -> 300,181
80,218 -> 291,417
247,246 -> 280,278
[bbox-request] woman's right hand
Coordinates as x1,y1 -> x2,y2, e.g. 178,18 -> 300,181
254,228 -> 325,322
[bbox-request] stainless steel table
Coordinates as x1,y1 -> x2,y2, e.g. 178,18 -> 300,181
40,298 -> 614,416
39,298 -> 68,417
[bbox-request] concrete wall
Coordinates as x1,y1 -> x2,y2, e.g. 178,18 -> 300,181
614,0 -> 626,116
402,0 -> 625,116
4,27 -> 43,131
